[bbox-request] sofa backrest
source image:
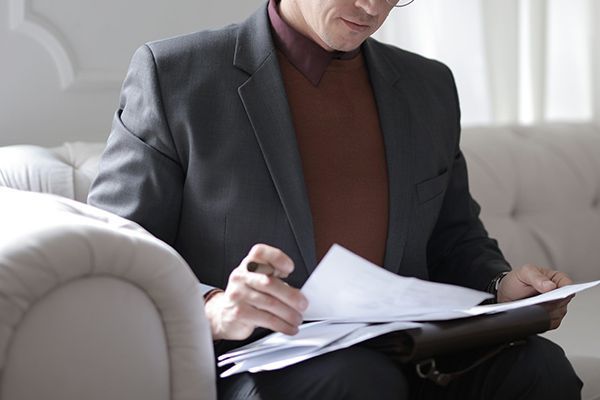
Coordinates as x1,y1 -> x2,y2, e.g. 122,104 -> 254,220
1,123 -> 599,281
0,142 -> 105,203
461,123 -> 600,281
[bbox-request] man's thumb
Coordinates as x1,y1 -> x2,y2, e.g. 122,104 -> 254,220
530,270 -> 557,293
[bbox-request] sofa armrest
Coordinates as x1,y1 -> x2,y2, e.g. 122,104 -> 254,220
0,188 -> 216,400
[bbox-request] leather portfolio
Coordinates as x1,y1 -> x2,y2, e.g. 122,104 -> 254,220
365,304 -> 550,361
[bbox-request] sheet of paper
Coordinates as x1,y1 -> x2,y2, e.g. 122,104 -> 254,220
217,321 -> 328,361
322,310 -> 482,323
301,244 -> 492,320
217,322 -> 366,366
467,280 -> 600,315
220,321 -> 421,377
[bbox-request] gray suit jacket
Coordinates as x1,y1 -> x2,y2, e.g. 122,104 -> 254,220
88,4 -> 510,300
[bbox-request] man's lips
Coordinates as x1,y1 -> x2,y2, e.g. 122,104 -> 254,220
341,18 -> 371,32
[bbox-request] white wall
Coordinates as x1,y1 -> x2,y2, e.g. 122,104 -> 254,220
0,0 -> 263,146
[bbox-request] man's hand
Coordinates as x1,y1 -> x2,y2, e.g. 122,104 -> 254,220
204,244 -> 309,341
497,264 -> 574,330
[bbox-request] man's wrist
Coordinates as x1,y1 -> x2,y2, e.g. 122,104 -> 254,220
203,289 -> 225,341
204,288 -> 224,304
487,271 -> 509,302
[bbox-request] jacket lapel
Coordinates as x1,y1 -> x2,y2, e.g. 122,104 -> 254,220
363,39 -> 416,276
234,7 -> 317,274
364,39 -> 449,278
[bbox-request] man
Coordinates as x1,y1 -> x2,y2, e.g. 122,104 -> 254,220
88,0 -> 582,398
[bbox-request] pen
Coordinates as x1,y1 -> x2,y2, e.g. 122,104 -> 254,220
246,261 -> 276,277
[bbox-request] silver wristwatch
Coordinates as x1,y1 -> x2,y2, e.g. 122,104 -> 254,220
487,271 -> 509,299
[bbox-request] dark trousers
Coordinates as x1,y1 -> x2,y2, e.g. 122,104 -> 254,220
218,336 -> 583,400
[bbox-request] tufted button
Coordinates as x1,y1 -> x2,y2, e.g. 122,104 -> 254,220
510,207 -> 519,218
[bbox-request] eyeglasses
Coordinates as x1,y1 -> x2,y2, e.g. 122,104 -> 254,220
385,0 -> 415,7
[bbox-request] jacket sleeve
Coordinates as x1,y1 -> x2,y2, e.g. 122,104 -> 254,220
426,69 -> 511,292
87,45 -> 216,295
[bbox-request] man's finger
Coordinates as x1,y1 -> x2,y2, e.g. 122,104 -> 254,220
548,271 -> 573,288
245,290 -> 304,327
520,265 -> 557,293
245,273 -> 308,312
240,303 -> 300,336
543,299 -> 569,330
556,295 -> 575,308
551,305 -> 568,329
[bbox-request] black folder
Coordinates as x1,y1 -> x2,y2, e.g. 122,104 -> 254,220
362,305 -> 550,385
405,304 -> 549,360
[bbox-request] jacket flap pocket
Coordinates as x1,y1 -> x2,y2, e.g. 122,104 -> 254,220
416,170 -> 449,204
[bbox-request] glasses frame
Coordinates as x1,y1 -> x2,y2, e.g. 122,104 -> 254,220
386,0 -> 415,7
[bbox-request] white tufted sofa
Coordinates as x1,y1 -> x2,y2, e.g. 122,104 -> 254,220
463,123 -> 600,400
1,122 -> 600,399
0,149 -> 217,399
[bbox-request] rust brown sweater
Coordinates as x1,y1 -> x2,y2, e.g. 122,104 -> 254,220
277,51 -> 389,266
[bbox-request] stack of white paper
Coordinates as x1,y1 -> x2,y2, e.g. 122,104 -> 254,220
219,244 -> 600,377
218,320 -> 421,377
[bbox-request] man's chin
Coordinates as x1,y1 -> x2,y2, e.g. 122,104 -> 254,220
328,40 -> 365,53
321,32 -> 367,53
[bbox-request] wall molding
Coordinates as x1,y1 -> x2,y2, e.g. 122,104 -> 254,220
9,0 -> 122,91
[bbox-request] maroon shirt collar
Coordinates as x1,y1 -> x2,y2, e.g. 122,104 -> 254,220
268,0 -> 360,86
